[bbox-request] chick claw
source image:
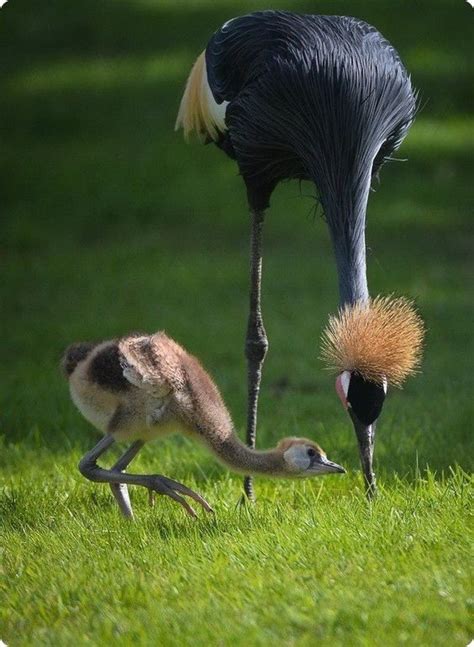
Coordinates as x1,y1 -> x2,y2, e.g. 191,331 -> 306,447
148,475 -> 214,518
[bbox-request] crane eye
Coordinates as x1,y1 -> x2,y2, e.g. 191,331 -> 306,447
307,448 -> 316,458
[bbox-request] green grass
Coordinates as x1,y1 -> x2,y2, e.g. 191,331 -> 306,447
0,0 -> 473,645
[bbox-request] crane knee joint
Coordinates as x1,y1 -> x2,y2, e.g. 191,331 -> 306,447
245,337 -> 268,362
78,456 -> 97,481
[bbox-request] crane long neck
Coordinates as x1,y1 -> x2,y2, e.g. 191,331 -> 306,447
330,186 -> 370,307
317,168 -> 372,306
175,356 -> 285,476
195,420 -> 283,475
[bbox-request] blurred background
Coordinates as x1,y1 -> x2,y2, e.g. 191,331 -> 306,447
1,0 -> 472,474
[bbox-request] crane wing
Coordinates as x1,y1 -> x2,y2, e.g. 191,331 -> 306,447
178,10 -> 415,181
205,11 -> 297,104
176,11 -> 299,142
206,10 -> 408,103
118,333 -> 185,398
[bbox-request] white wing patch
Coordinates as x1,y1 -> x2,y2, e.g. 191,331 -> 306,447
175,50 -> 228,142
203,71 -> 228,134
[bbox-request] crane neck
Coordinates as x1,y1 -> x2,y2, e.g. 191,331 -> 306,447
174,356 -> 286,476
316,168 -> 372,306
197,422 -> 285,475
332,230 -> 369,306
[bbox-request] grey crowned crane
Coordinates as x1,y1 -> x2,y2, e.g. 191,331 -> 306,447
176,11 -> 424,498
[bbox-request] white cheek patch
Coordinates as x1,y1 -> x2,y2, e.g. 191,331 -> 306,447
335,371 -> 351,408
340,371 -> 350,396
283,446 -> 311,472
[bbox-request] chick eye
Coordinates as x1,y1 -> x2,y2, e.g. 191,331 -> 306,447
307,448 -> 316,458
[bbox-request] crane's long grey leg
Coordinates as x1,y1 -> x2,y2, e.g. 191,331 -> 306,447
109,440 -> 145,519
244,209 -> 268,501
78,435 -> 213,518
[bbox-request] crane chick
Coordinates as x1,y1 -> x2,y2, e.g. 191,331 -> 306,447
62,332 -> 345,519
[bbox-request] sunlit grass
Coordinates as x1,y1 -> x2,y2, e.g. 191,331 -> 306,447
1,461 -> 472,645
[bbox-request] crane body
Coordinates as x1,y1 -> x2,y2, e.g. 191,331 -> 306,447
176,11 -> 423,497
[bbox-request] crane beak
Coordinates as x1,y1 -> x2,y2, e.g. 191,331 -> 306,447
348,409 -> 377,496
310,455 -> 346,474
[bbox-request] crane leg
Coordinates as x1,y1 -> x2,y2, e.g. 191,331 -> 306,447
78,435 -> 214,518
109,440 -> 145,518
243,208 -> 268,501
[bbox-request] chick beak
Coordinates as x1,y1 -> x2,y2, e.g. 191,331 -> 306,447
312,455 -> 346,474
348,409 -> 377,497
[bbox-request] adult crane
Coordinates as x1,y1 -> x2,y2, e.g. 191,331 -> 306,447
176,10 -> 424,498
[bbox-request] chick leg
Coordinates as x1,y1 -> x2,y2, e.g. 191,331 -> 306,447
109,440 -> 145,518
78,435 -> 213,518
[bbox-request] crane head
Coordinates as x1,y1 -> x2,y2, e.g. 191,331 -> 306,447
335,370 -> 387,493
321,296 -> 424,491
277,438 -> 346,477
335,370 -> 387,427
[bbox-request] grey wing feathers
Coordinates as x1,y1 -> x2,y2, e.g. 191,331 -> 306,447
206,10 -> 301,102
206,11 -> 408,103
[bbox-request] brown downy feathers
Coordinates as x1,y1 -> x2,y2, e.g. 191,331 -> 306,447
118,332 -> 187,394
320,296 -> 425,387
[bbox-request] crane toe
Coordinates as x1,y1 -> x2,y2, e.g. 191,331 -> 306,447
148,475 -> 213,517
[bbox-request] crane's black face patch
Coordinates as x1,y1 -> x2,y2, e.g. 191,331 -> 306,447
347,373 -> 386,426
88,343 -> 130,392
